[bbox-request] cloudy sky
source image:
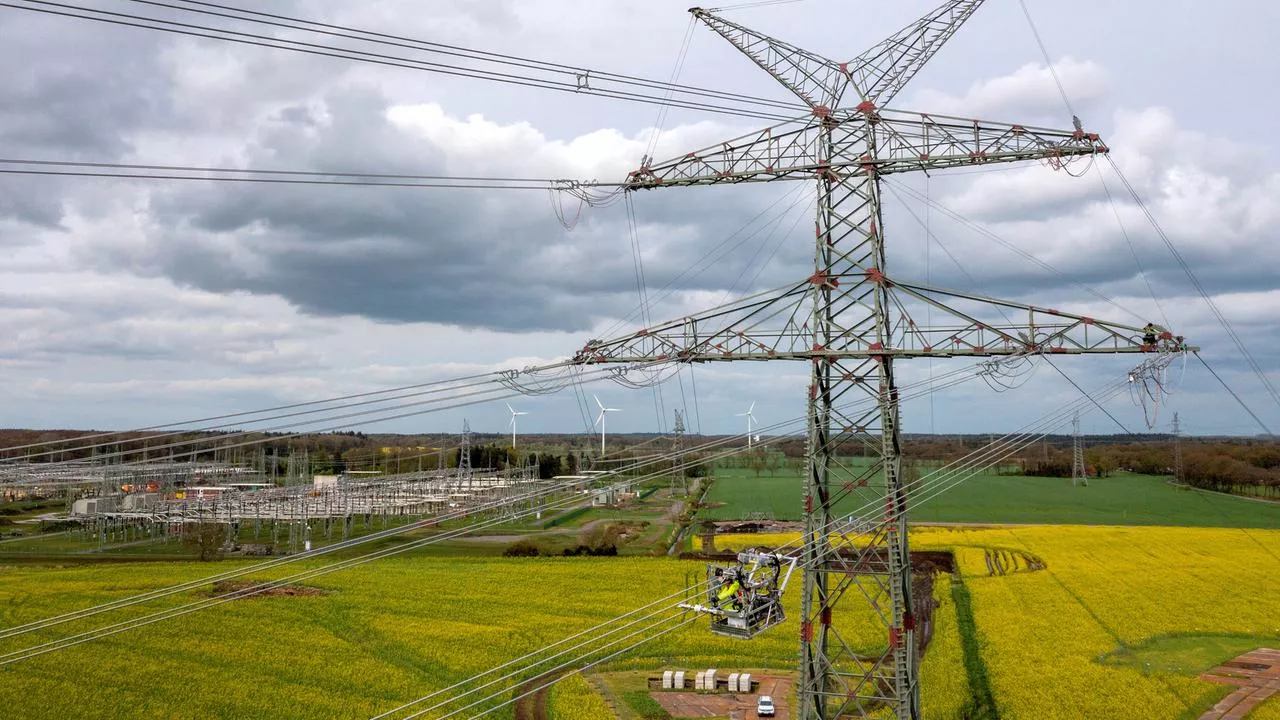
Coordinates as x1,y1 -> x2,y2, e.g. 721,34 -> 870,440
1,0 -> 1277,440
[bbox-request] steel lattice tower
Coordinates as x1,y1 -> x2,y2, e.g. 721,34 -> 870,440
571,3 -> 1186,717
1172,411 -> 1184,484
1071,412 -> 1088,486
458,419 -> 473,479
672,409 -> 687,494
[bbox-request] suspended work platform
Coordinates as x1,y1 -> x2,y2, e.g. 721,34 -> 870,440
680,550 -> 797,639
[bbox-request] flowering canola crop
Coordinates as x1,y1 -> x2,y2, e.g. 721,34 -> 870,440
0,554 -> 965,719
547,674 -> 612,720
710,525 -> 1280,719
3,525 -> 1271,719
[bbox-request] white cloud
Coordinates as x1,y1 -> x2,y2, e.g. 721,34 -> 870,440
911,58 -> 1108,119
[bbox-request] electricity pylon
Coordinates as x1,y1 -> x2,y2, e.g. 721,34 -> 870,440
1171,411 -> 1184,484
1071,412 -> 1088,486
571,3 -> 1190,717
458,419 -> 473,480
672,409 -> 686,494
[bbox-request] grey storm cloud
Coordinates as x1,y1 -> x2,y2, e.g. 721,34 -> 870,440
1,1 -> 1264,337
0,9 -> 173,230
0,10 -> 173,154
0,181 -> 62,230
70,83 -> 818,333
41,69 -> 1280,345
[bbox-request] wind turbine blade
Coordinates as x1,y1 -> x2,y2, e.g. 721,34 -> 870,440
506,402 -> 515,415
748,401 -> 756,414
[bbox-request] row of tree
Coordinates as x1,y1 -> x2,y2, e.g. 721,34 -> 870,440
1017,441 -> 1279,498
5,426 -> 1275,499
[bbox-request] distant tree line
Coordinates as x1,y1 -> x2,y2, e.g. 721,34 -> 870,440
5,426 -> 1275,499
1015,440 -> 1278,499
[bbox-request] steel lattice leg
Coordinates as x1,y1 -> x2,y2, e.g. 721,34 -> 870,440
797,122 -> 918,719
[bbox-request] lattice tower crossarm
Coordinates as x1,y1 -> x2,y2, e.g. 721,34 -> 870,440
567,4 -> 1193,718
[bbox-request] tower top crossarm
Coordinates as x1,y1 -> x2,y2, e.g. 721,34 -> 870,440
627,109 -> 1105,189
689,6 -> 847,109
689,0 -> 987,112
845,0 -> 987,106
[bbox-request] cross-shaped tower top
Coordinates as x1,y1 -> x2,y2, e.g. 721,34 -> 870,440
690,0 -> 985,111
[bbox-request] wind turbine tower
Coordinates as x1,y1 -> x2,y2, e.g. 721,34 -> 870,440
506,403 -> 529,449
737,402 -> 759,448
593,395 -> 621,456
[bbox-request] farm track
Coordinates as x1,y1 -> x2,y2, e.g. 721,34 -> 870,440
513,669 -> 570,720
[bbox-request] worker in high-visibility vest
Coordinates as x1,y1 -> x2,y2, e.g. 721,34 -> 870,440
717,575 -> 742,611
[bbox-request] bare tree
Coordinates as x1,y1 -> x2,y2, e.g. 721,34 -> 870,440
183,523 -> 225,561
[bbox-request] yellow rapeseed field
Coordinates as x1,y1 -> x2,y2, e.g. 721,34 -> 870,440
0,554 -> 967,719
1255,696 -> 1280,720
714,525 -> 1280,719
953,526 -> 1279,719
919,574 -> 969,719
547,674 -> 612,719
2,525 -> 1273,718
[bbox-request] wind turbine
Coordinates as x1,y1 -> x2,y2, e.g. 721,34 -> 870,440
506,403 -> 528,449
593,395 -> 621,455
736,401 -> 758,448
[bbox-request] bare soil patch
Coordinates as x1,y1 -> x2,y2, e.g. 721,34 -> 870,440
650,674 -> 792,719
203,580 -> 329,599
683,548 -> 956,575
512,670 -> 568,720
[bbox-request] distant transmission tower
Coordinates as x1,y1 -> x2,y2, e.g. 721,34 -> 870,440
1071,413 -> 1088,487
569,3 -> 1190,716
672,409 -> 686,494
458,419 -> 473,480
1172,412 -> 1184,484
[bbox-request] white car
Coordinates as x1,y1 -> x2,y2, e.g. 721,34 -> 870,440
757,695 -> 775,717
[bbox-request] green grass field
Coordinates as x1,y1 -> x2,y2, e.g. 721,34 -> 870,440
701,466 -> 1280,528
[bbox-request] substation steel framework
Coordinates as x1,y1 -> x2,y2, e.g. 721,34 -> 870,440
570,2 -> 1191,718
